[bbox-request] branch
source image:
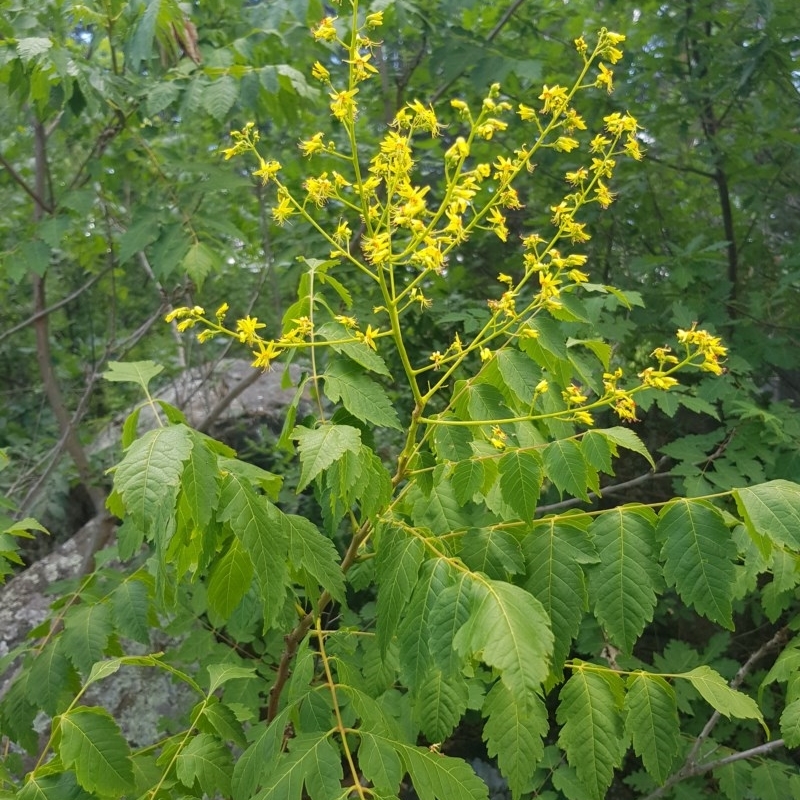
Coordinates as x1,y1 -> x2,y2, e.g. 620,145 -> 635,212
642,740 -> 786,800
643,626 -> 790,800
0,151 -> 54,213
0,265 -> 113,345
534,457 -> 670,516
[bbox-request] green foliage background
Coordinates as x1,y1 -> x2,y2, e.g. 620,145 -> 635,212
0,0 -> 799,798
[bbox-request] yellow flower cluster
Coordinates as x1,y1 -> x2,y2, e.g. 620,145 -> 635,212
677,323 -> 728,375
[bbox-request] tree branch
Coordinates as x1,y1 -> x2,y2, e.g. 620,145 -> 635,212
0,151 -> 54,213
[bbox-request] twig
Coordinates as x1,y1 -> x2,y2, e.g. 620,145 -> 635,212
535,456 -> 670,516
0,151 -> 54,213
0,265 -> 113,345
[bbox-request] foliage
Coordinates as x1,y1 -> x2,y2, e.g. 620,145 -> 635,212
1,1 -> 800,800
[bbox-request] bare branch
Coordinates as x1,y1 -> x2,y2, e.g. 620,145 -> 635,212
0,151 -> 54,213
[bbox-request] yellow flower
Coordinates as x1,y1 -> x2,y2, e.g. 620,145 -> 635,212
299,132 -> 326,157
538,84 -> 569,115
311,61 -> 330,82
312,16 -> 337,42
365,11 -> 384,27
596,62 -> 614,93
572,410 -> 594,426
562,384 -> 588,406
272,192 -> 294,225
429,351 -> 444,369
480,347 -> 493,362
517,103 -> 536,121
335,315 -> 358,329
253,158 -> 281,184
554,136 -> 580,153
330,88 -> 359,122
304,172 -> 334,206
251,340 -> 283,371
237,315 -> 267,346
357,324 -> 380,351
614,395 -> 638,422
534,379 -> 549,395
215,302 -> 229,321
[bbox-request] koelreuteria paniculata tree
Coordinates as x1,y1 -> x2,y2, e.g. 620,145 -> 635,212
2,2 -> 799,799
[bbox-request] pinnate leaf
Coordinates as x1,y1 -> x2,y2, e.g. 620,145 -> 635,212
657,499 -> 737,628
376,526 -> 425,654
323,357 -> 402,429
597,426 -> 655,469
252,733 -> 343,800
588,507 -> 661,653
207,537 -> 254,622
683,666 -> 765,727
543,439 -> 590,500
557,668 -> 626,800
114,424 -> 193,533
279,511 -> 346,603
62,603 -> 113,675
218,474 -> 287,628
624,673 -> 680,784
454,579 -> 553,698
779,698 -> 800,747
733,479 -> 800,550
524,519 -> 595,675
175,732 -> 233,796
58,707 -> 134,795
292,423 -> 361,491
498,449 -> 543,520
483,680 -> 547,798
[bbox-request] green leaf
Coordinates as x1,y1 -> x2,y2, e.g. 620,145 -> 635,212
182,241 -> 216,286
206,663 -> 257,694
416,667 -> 469,742
683,666 -> 766,728
292,424 -> 362,491
429,572 -> 473,676
557,668 -> 626,800
433,420 -> 474,462
113,425 -> 193,535
451,459 -> 485,505
102,360 -> 163,392
588,507 -> 661,653
181,432 -> 220,528
624,673 -> 681,784
460,528 -> 524,579
498,449 -> 544,520
207,537 -> 254,622
316,321 -> 391,376
358,731 -> 403,795
58,707 -> 134,795
657,499 -> 737,628
454,579 -> 553,698
252,733 -> 343,800
17,773 -> 88,800
398,559 -> 456,693
778,698 -> 800,747
581,430 -> 614,474
17,37 -> 52,62
61,603 -> 113,675
175,732 -> 233,796
483,680 -> 547,798
27,640 -> 78,716
494,348 -> 542,405
597,426 -> 655,469
218,474 -> 287,629
204,74 -> 239,120
323,357 -> 402,429
523,519 -> 595,675
400,740 -> 489,800
111,574 -> 152,644
543,439 -> 590,500
375,525 -> 425,654
279,511 -> 346,604
733,479 -> 800,551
